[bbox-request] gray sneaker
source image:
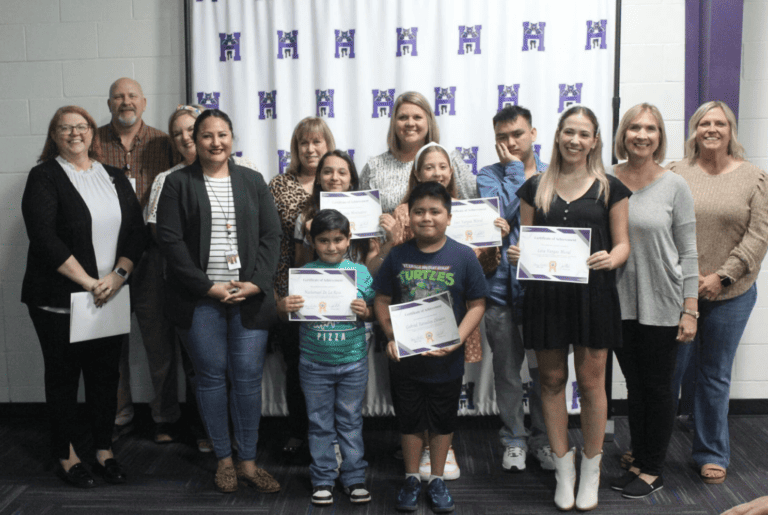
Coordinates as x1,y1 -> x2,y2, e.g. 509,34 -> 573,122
534,445 -> 555,471
502,446 -> 526,472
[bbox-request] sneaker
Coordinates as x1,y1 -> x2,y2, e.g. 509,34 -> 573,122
502,446 -> 526,472
312,485 -> 334,505
534,445 -> 555,471
610,470 -> 639,491
395,476 -> 421,512
426,478 -> 455,513
622,476 -> 664,499
343,483 -> 371,504
444,447 -> 460,480
197,438 -> 213,453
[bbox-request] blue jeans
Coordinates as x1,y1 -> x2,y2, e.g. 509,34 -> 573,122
671,284 -> 757,468
299,355 -> 368,488
485,303 -> 548,451
182,298 -> 268,461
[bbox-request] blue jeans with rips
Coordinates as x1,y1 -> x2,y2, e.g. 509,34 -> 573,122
182,298 -> 269,461
671,284 -> 757,469
299,354 -> 368,488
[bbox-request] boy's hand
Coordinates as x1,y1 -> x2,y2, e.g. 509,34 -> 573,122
351,298 -> 368,318
277,294 -> 304,313
386,340 -> 400,362
494,217 -> 510,238
507,244 -> 521,265
423,342 -> 462,358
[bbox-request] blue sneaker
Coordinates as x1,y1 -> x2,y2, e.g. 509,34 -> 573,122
426,478 -> 455,513
395,476 -> 421,512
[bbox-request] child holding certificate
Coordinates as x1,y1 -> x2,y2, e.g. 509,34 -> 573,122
277,209 -> 375,506
373,182 -> 488,513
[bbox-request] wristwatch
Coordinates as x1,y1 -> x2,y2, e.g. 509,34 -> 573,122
719,275 -> 733,287
682,308 -> 700,319
113,267 -> 129,280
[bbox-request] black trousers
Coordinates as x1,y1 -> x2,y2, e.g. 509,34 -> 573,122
614,320 -> 679,476
276,321 -> 308,439
28,306 -> 122,460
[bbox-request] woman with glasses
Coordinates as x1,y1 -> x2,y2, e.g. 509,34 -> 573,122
21,106 -> 148,487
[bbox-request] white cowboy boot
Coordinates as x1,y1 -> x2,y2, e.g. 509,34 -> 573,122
552,447 -> 576,511
575,449 -> 602,511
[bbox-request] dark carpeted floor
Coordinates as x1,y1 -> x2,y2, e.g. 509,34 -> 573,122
1,406 -> 767,514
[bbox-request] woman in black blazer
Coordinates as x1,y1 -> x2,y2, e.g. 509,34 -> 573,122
21,105 -> 147,487
156,109 -> 282,494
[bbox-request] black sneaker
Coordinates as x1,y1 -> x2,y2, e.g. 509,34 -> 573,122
395,476 -> 421,512
610,470 -> 639,491
622,476 -> 664,499
312,485 -> 334,505
343,483 -> 371,503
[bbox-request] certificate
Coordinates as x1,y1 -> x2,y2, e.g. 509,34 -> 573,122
516,226 -> 592,284
389,291 -> 461,358
445,197 -> 502,248
320,190 -> 384,239
70,286 -> 131,343
288,268 -> 358,321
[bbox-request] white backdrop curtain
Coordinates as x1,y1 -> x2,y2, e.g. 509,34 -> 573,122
188,0 -> 616,416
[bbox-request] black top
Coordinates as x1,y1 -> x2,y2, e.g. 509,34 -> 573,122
156,160 -> 282,329
516,174 -> 631,350
21,159 -> 148,308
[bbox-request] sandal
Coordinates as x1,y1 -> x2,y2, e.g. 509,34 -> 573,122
620,450 -> 634,470
700,464 -> 727,484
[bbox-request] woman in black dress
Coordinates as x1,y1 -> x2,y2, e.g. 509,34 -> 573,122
509,106 -> 631,511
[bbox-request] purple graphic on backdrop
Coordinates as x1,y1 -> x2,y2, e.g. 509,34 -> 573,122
219,32 -> 241,61
571,381 -> 581,410
458,25 -> 482,55
259,90 -> 277,119
522,22 -> 546,51
346,149 -> 355,163
585,20 -> 608,50
498,85 -> 520,111
558,83 -> 583,113
534,144 -> 542,157
372,89 -> 395,118
234,151 -> 243,157
456,147 -> 479,175
277,30 -> 298,59
334,30 -> 355,58
196,92 -> 220,109
396,27 -> 418,56
316,89 -> 335,118
434,87 -> 456,116
278,150 -> 291,175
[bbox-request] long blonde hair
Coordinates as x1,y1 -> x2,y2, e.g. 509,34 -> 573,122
401,144 -> 457,204
286,117 -> 336,175
534,106 -> 608,214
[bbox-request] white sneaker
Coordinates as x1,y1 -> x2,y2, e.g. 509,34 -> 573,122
534,445 -> 555,471
503,446 -> 526,472
418,446 -> 461,481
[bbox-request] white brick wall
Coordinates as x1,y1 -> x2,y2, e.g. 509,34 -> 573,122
0,0 -> 765,403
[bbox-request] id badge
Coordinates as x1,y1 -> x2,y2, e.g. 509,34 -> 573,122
225,249 -> 241,270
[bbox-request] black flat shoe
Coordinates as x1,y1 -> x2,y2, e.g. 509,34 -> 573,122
56,463 -> 96,488
622,476 -> 663,499
610,470 -> 639,491
93,458 -> 127,484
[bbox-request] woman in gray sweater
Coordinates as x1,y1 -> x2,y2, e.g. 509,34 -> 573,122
610,104 -> 698,499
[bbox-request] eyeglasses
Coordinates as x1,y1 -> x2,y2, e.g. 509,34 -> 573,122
57,124 -> 91,135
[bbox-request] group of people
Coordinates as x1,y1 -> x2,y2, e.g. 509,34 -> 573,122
20,77 -> 768,513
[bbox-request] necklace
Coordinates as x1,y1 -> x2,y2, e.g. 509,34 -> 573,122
204,176 -> 235,248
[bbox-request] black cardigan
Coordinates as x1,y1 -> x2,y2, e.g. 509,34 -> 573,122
156,161 -> 282,329
21,159 -> 148,308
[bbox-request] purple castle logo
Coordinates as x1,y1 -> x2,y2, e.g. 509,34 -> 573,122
498,84 -> 520,111
277,150 -> 291,174
277,30 -> 298,59
219,32 -> 241,61
534,144 -> 541,157
234,151 -> 243,157
558,83 -> 583,113
396,27 -> 418,56
316,89 -> 335,118
458,381 -> 476,411
458,25 -> 482,55
456,146 -> 479,175
372,88 -> 395,118
522,22 -> 546,51
258,90 -> 277,119
585,20 -> 608,50
434,87 -> 456,116
196,92 -> 220,109
346,149 -> 355,162
571,381 -> 581,410
334,30 -> 355,58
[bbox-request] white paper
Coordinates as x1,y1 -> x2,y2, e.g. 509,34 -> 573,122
446,197 -> 502,248
319,190 -> 384,239
517,226 -> 592,284
288,268 -> 358,321
69,286 -> 131,343
389,291 -> 461,358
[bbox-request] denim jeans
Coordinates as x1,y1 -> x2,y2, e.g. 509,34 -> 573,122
299,355 -> 368,488
485,302 -> 548,451
182,298 -> 269,461
671,284 -> 757,469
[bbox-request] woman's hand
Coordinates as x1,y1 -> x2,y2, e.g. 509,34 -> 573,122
386,340 -> 400,362
207,282 -> 233,301
507,244 -> 521,265
494,217 -> 510,238
351,299 -> 368,318
379,213 -> 398,243
698,273 -> 723,301
587,250 -> 614,270
277,294 -> 304,313
92,272 -> 125,308
677,314 -> 697,343
720,495 -> 768,515
423,342 -> 462,358
223,281 -> 261,304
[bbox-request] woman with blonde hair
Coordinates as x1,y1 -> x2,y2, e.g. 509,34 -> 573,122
509,105 -> 631,511
670,100 -> 768,485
